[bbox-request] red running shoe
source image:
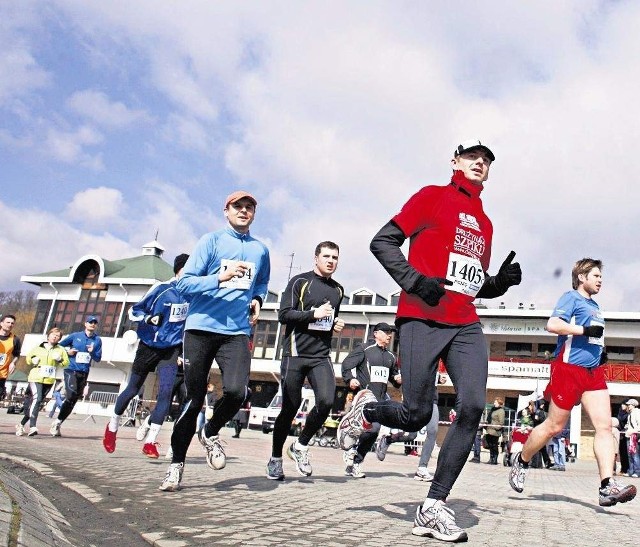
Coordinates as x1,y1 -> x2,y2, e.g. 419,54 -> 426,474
103,425 -> 117,453
143,442 -> 160,459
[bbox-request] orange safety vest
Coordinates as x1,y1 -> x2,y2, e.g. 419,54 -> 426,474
0,335 -> 15,379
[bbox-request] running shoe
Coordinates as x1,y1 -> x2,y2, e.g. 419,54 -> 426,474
414,466 -> 434,482
375,434 -> 391,461
345,462 -> 366,479
599,478 -> 637,507
337,389 -> 377,450
136,416 -> 151,441
509,452 -> 527,493
159,462 -> 184,492
50,422 -> 61,437
27,428 -> 38,437
15,424 -> 25,437
412,499 -> 468,542
102,425 -> 117,453
266,457 -> 285,481
142,442 -> 160,459
198,428 -> 226,470
287,442 -> 312,476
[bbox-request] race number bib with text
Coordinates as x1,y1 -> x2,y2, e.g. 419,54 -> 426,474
370,365 -> 390,384
75,351 -> 91,364
308,309 -> 335,331
169,303 -> 189,322
40,365 -> 56,379
219,260 -> 256,290
446,252 -> 485,297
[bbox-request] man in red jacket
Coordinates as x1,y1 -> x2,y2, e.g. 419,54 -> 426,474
338,140 -> 522,543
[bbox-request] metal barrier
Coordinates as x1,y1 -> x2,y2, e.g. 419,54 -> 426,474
82,391 -> 120,423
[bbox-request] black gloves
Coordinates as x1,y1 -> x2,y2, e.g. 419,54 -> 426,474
583,325 -> 604,338
495,251 -> 522,292
145,314 -> 163,327
411,275 -> 453,306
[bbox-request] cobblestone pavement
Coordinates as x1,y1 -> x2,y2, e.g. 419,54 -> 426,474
0,412 -> 637,546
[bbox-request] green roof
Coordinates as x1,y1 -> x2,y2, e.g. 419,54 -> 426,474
25,254 -> 174,283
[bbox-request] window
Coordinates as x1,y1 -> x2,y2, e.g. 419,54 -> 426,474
607,346 -> 635,361
352,294 -> 372,305
537,343 -> 557,358
505,342 -> 532,357
252,320 -> 280,359
332,324 -> 366,363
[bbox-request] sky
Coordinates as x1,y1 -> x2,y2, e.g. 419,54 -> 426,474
1,1 -> 639,312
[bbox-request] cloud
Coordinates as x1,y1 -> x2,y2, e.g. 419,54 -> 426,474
66,89 -> 152,129
0,2 -> 51,106
43,125 -> 104,168
65,187 -> 125,225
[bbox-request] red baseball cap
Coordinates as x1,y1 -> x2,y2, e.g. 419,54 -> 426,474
224,191 -> 257,209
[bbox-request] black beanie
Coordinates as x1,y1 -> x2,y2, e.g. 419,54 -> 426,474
173,253 -> 189,274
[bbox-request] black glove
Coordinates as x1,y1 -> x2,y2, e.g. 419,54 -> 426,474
495,251 -> 522,291
583,325 -> 604,338
411,275 -> 453,306
145,314 -> 163,327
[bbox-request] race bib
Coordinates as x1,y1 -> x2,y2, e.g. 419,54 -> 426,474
219,259 -> 256,290
370,366 -> 390,384
169,303 -> 189,322
446,252 -> 485,297
75,351 -> 91,364
587,320 -> 605,347
40,365 -> 56,379
308,308 -> 334,331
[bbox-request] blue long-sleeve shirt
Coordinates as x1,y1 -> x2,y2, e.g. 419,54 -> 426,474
129,278 -> 188,348
177,226 -> 270,335
59,331 -> 102,372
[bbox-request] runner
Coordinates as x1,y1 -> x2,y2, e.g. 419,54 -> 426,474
337,140 -> 522,542
266,241 -> 345,480
103,253 -> 189,458
509,258 -> 636,507
341,322 -> 401,478
0,315 -> 21,401
159,191 -> 270,491
16,327 -> 69,436
52,316 -> 103,436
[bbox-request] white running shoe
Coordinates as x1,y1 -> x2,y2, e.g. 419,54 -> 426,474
15,424 -> 25,436
159,462 -> 184,492
27,427 -> 38,437
287,442 -> 312,476
336,389 -> 377,450
345,462 -> 366,479
198,428 -> 226,470
375,434 -> 391,461
266,457 -> 285,481
412,499 -> 468,542
50,422 -> 61,437
136,416 -> 151,441
509,452 -> 528,493
414,467 -> 434,482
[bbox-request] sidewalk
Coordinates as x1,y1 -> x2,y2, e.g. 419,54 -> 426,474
0,412 -> 637,546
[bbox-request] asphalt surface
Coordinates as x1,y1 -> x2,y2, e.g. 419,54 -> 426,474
0,412 -> 638,546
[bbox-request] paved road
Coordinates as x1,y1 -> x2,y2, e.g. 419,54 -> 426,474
0,412 -> 637,546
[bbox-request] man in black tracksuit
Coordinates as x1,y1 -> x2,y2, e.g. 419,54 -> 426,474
341,322 -> 401,478
266,241 -> 345,480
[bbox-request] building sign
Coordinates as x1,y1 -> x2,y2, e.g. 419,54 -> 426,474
481,320 -> 547,335
488,361 -> 550,378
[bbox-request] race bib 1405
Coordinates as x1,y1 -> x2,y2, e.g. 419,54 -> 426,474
446,252 -> 485,297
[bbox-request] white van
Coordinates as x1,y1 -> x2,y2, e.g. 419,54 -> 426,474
261,387 -> 315,435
